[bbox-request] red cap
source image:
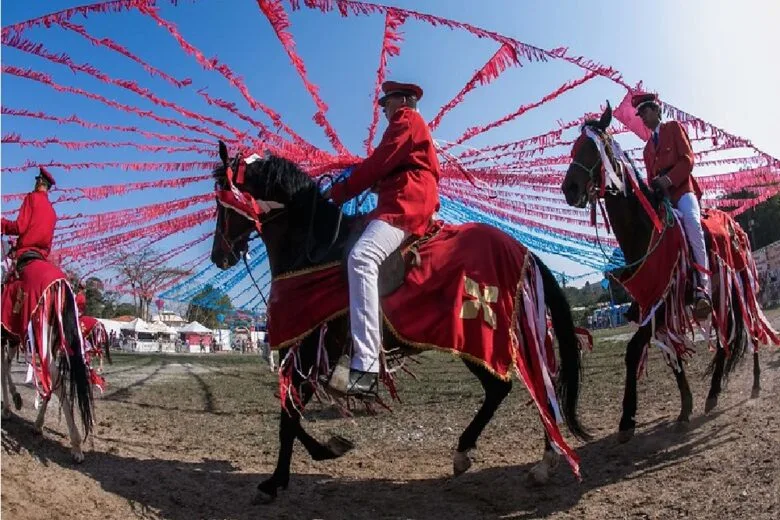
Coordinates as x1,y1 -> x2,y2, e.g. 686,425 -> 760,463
378,81 -> 423,106
631,92 -> 660,115
37,166 -> 56,186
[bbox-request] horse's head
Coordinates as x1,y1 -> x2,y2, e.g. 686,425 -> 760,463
210,142 -> 320,270
561,103 -> 615,208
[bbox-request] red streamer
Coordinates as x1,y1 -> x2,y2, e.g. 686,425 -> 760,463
55,207 -> 213,261
3,34 -> 247,140
137,4 -> 320,155
3,66 -> 232,142
57,194 -> 213,242
57,20 -> 191,88
365,10 -> 405,154
2,133 -> 214,155
1,0 -> 149,39
257,0 -> 349,156
444,72 -> 598,150
2,160 -> 215,174
429,43 -> 520,131
1,107 -> 216,145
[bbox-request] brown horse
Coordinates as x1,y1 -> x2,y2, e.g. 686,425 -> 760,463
561,103 -> 778,442
210,142 -> 590,504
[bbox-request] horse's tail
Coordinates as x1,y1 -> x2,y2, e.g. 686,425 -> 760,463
60,285 -> 94,438
535,255 -> 591,442
102,327 -> 113,365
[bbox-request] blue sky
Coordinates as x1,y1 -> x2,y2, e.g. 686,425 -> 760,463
2,0 -> 778,309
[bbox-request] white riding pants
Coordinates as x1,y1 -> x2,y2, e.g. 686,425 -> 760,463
676,192 -> 710,293
347,219 -> 409,373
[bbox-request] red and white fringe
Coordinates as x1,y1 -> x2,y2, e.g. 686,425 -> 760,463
516,256 -> 581,480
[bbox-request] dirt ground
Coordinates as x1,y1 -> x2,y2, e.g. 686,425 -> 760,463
3,310 -> 780,520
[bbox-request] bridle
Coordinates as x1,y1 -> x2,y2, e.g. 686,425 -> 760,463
571,126 -> 672,271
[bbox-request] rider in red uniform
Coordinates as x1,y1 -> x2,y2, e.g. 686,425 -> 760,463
326,81 -> 441,395
632,93 -> 711,319
1,167 -> 57,269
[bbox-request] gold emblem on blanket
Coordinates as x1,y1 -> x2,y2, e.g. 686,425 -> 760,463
459,276 -> 499,329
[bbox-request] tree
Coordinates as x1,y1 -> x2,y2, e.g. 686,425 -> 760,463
113,250 -> 191,321
62,270 -> 113,317
186,285 -> 233,329
720,192 -> 780,250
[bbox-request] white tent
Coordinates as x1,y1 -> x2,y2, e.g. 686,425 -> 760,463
147,320 -> 178,337
121,318 -> 153,333
179,321 -> 212,334
97,318 -> 124,337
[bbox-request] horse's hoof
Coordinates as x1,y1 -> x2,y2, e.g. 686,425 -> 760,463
674,419 -> 691,433
750,387 -> 761,399
326,435 -> 354,458
252,480 -> 279,505
71,449 -> 85,464
12,393 -> 22,411
1,406 -> 11,419
617,428 -> 635,444
453,449 -> 473,477
527,464 -> 550,487
704,396 -> 718,414
251,489 -> 275,505
527,451 -> 559,487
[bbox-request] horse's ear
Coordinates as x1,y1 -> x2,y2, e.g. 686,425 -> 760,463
218,141 -> 229,166
598,101 -> 613,130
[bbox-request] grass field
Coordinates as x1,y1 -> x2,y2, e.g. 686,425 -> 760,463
2,309 -> 779,519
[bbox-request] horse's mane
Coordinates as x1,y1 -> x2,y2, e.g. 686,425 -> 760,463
212,154 -> 317,203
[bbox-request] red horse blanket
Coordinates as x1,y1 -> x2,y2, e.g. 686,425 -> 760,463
268,222 -> 582,478
1,259 -> 80,398
613,208 -> 779,372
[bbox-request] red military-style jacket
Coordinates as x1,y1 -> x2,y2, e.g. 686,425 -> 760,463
330,107 -> 440,236
643,120 -> 702,203
1,190 -> 57,259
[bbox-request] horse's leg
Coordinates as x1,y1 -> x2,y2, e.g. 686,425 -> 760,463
528,432 -> 561,486
673,358 -> 693,430
1,343 -> 12,417
253,384 -> 353,505
453,360 -> 512,476
618,324 -> 653,443
33,395 -> 50,434
705,346 -> 726,413
53,358 -> 85,463
751,351 -> 761,399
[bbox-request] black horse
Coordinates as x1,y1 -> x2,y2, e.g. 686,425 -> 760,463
210,142 -> 590,504
562,104 -> 766,442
